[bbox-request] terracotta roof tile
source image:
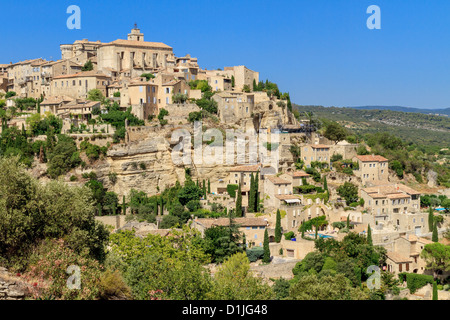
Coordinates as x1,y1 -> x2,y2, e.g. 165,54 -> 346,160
356,155 -> 388,162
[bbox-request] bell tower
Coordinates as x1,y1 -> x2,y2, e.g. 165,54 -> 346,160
128,23 -> 144,41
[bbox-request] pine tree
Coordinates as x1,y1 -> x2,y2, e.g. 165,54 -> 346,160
433,281 -> 438,300
432,221 -> 438,242
428,207 -> 434,232
263,229 -> 270,263
248,173 -> 255,213
235,184 -> 242,217
275,209 -> 282,243
367,224 -> 373,246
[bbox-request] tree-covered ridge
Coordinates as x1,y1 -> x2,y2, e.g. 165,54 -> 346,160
294,104 -> 450,149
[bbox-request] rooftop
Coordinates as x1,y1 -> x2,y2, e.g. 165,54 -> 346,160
101,39 -> 172,50
194,217 -> 268,228
387,251 -> 413,263
266,175 -> 291,185
356,155 -> 389,162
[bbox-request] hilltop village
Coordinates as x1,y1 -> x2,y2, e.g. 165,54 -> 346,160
0,27 -> 449,301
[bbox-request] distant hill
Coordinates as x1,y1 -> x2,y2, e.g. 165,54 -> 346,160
349,106 -> 450,117
293,104 -> 450,149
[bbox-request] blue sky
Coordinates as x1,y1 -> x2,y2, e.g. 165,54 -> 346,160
3,0 -> 450,109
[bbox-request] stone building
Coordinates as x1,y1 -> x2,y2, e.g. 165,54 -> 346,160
7,58 -> 46,97
50,71 -> 111,99
97,27 -> 175,79
60,39 -> 103,60
263,175 -> 293,209
352,154 -> 389,186
302,144 -> 331,168
386,235 -> 433,274
361,183 -> 428,236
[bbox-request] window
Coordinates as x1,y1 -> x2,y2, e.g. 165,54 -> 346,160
166,97 -> 169,104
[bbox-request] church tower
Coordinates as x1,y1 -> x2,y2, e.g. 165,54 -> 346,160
128,23 -> 144,41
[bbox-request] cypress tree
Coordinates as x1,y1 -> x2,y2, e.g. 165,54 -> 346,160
428,207 -> 434,232
202,179 -> 207,199
263,229 -> 270,263
97,203 -> 102,216
160,196 -> 164,216
208,179 -> 211,194
242,233 -> 246,248
232,75 -> 235,88
432,221 -> 438,242
315,222 -> 318,239
346,214 -> 350,229
367,224 -> 373,246
254,172 -> 259,212
323,176 -> 328,192
154,200 -> 158,216
235,184 -> 242,217
248,173 -> 255,213
275,209 -> 282,243
122,195 -> 127,215
252,79 -> 257,91
433,281 -> 438,300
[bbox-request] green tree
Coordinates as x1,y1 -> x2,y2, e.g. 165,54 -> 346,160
248,173 -> 255,213
324,122 -> 348,144
81,60 -> 94,71
47,134 -> 81,178
207,179 -> 211,194
433,281 -> 438,300
158,108 -> 169,126
206,252 -> 274,300
232,76 -> 235,88
367,224 -> 373,246
275,209 -> 282,243
235,184 -> 242,217
428,207 -> 434,232
420,243 -> 450,277
254,172 -> 260,212
263,229 -> 270,263
87,89 -> 104,101
289,274 -> 368,300
0,157 -> 109,268
432,222 -> 439,242
338,182 -> 359,206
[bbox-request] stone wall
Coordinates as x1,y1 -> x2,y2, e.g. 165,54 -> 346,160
95,215 -> 127,230
0,267 -> 27,300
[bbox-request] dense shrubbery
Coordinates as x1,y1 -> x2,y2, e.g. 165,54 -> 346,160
406,273 -> 434,293
0,157 -> 109,272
